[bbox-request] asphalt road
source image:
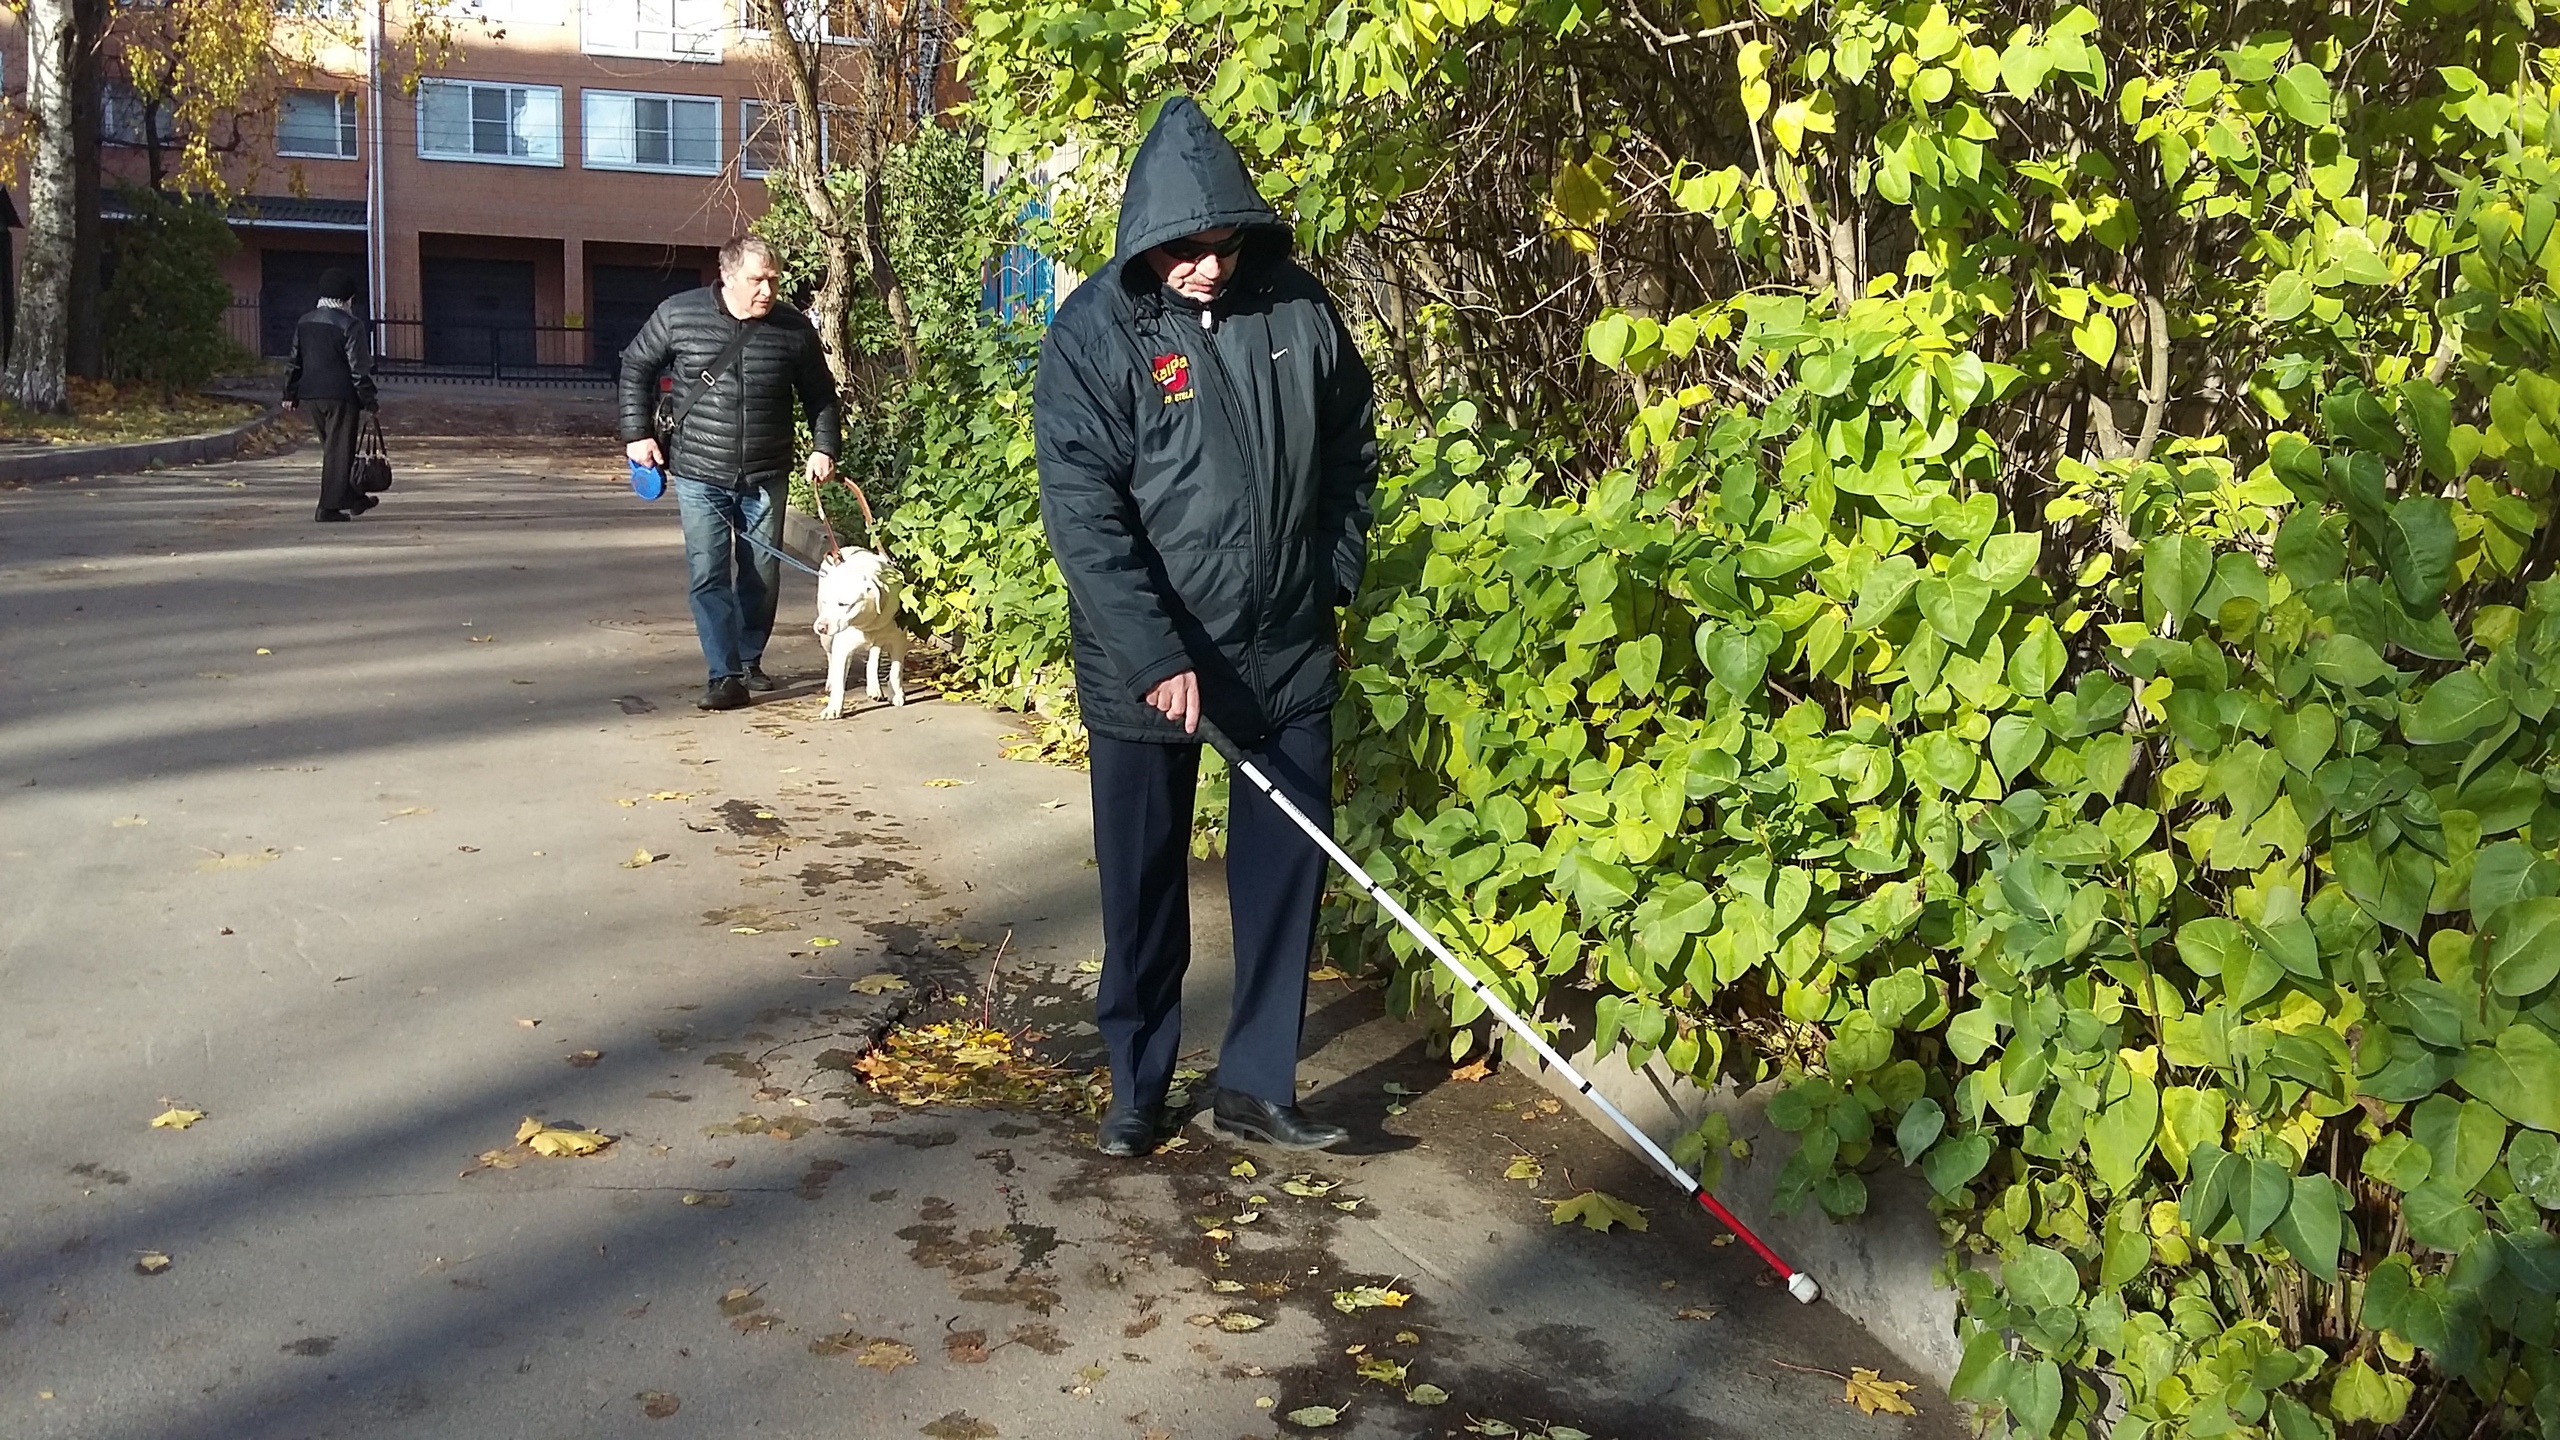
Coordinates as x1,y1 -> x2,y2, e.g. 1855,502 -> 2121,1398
0,429 -> 1958,1440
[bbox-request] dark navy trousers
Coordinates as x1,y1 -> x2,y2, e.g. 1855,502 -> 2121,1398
1088,712 -> 1332,1111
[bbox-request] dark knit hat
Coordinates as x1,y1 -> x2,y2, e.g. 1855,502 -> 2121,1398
316,267 -> 359,301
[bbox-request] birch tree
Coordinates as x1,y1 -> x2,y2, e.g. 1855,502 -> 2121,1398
7,0 -> 80,411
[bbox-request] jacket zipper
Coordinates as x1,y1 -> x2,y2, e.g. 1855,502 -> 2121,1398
1191,302 -> 1270,722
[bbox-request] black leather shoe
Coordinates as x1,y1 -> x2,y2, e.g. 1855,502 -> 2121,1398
1212,1089 -> 1348,1150
1096,1105 -> 1161,1158
351,493 -> 379,514
741,664 -> 778,692
698,677 -> 750,711
315,508 -> 350,522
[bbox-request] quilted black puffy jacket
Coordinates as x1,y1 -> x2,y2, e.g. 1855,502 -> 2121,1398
616,288 -> 842,490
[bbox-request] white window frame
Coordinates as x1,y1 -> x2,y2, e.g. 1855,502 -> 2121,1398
101,83 -> 178,148
582,88 -> 724,175
583,0 -> 723,61
276,89 -> 359,160
415,79 -> 564,167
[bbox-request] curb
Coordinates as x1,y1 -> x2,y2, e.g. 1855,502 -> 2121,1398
0,406 -> 294,485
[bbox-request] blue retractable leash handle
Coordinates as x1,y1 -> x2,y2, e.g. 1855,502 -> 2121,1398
629,457 -> 667,501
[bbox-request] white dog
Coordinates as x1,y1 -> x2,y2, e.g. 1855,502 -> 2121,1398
813,548 -> 908,717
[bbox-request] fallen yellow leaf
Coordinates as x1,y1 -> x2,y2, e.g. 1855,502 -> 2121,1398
1503,1154 -> 1544,1182
923,778 -> 967,788
1547,1189 -> 1648,1232
515,1116 -> 612,1157
1215,1312 -> 1266,1332
112,815 -> 147,827
731,926 -> 763,935
850,973 -> 908,994
254,648 -> 271,655
812,937 -> 840,948
855,1339 -> 917,1372
1843,1367 -> 1919,1416
150,1108 -> 206,1130
648,791 -> 692,801
134,1251 -> 172,1275
1332,1286 -> 1410,1313
624,848 -> 659,868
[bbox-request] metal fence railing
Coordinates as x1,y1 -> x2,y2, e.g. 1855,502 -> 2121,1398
227,298 -> 610,382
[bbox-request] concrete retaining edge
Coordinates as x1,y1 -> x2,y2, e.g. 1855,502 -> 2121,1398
0,406 -> 292,485
1517,1033 -> 1964,1386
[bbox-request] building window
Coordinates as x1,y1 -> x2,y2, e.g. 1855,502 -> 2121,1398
583,90 -> 720,174
417,79 -> 563,165
736,0 -> 865,43
277,89 -> 358,159
583,0 -> 722,60
739,98 -> 787,177
101,84 -> 177,147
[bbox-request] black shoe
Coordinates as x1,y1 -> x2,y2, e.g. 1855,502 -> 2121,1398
315,508 -> 351,522
351,493 -> 379,514
1096,1105 -> 1162,1158
741,664 -> 778,692
1211,1089 -> 1348,1150
698,677 -> 750,711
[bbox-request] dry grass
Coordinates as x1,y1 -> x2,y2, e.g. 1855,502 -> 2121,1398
0,380 -> 261,447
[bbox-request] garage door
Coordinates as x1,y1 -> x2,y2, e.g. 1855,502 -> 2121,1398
421,258 -> 536,370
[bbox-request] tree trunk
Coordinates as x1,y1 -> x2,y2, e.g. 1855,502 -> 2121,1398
67,0 -> 106,381
7,0 -> 80,412
856,166 -> 920,376
752,0 -> 858,395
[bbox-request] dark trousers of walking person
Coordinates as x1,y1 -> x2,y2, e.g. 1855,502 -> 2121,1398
310,401 -> 363,516
671,475 -> 784,681
1091,711 -> 1331,1112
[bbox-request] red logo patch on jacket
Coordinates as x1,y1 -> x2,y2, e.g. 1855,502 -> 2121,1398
1151,352 -> 1194,404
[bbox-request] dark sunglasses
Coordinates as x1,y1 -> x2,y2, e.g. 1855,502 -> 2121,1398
1159,232 -> 1247,262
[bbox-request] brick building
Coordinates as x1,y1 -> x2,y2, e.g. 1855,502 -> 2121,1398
8,0 -> 949,376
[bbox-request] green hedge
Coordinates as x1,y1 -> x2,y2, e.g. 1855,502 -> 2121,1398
853,2 -> 2560,1434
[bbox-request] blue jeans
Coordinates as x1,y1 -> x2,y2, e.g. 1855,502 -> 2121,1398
672,476 -> 785,682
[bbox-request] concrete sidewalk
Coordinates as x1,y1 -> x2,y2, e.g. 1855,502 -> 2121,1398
0,442 -> 1958,1440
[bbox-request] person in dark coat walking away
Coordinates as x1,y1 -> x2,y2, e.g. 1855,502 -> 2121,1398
1034,96 -> 1379,1158
282,267 -> 377,522
619,236 -> 843,712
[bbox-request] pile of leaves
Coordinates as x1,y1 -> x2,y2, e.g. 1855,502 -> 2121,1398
852,1021 -> 1107,1114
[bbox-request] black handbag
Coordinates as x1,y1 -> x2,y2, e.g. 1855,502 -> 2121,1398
651,320 -> 761,457
356,414 -> 394,494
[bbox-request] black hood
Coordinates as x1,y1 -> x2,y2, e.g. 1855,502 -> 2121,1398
1110,95 -> 1288,288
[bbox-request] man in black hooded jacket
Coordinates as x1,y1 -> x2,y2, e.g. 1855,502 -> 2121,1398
1034,96 -> 1378,1158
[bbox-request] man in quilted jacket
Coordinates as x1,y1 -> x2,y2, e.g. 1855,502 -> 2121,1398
619,236 -> 843,711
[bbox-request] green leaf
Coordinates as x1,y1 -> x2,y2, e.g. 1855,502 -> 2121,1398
2470,842 -> 2558,920
2264,270 -> 2312,321
2383,496 -> 2457,610
1615,634 -> 1664,698
2087,1072 -> 2159,1192
1977,532 -> 2043,592
2488,896 -> 2560,998
2073,312 -> 2117,365
1562,850 -> 1638,916
2008,1358 -> 2062,1438
2009,620 -> 2066,698
1923,1131 -> 1992,1197
1546,1188 -> 1649,1232
2141,534 -> 2212,631
2362,1132 -> 2433,1190
2311,634 -> 2390,687
2272,62 -> 2331,124
2507,1129 -> 2560,1208
1699,625 -> 1768,697
2456,1023 -> 2560,1131
2158,1086 -> 2226,1179
1989,714 -> 2046,784
1897,1096 -> 1945,1161
2399,375 -> 2456,481
2233,1157 -> 2293,1241
2269,1174 -> 2342,1280
2413,1095 -> 2507,1191
2404,670 -> 2510,746
2401,1179 -> 2487,1252
2175,917 -> 2251,978
1849,554 -> 1922,630
1917,560 -> 1994,643
2100,1222 -> 2151,1288
2327,1359 -> 2414,1426
2003,1245 -> 2081,1310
